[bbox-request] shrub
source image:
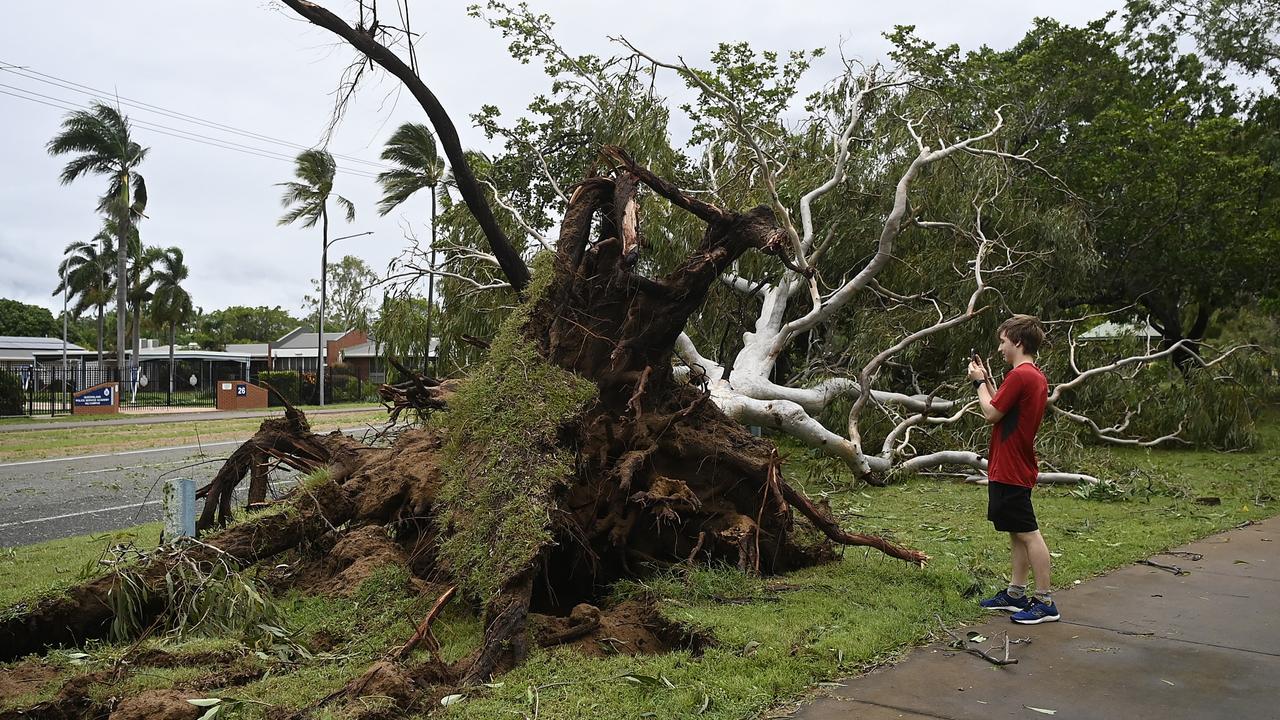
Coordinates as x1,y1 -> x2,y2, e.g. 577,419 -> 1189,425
0,371 -> 23,416
256,370 -> 303,406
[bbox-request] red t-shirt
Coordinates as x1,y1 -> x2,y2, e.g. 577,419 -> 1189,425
987,362 -> 1048,488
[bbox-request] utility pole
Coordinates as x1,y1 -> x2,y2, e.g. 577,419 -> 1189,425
318,230 -> 373,406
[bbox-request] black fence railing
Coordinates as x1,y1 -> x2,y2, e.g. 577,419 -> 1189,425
0,363 -> 226,417
0,364 -> 384,418
250,369 -> 380,407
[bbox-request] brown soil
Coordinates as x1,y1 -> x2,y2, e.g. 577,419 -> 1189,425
284,524 -> 428,597
0,671 -> 111,720
0,662 -> 61,702
532,600 -> 712,658
108,690 -> 200,720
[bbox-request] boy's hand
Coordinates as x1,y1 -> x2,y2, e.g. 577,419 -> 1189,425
967,360 -> 987,381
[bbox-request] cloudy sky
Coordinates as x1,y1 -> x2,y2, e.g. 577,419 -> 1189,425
0,0 -> 1122,319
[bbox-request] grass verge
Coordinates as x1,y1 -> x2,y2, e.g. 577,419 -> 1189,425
1,417 -> 1275,718
0,409 -> 389,463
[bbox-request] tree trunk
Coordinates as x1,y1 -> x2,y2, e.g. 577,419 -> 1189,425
96,304 -> 104,368
318,204 -> 329,406
115,178 -> 129,377
169,321 -> 176,402
0,5 -> 930,701
426,186 -> 436,372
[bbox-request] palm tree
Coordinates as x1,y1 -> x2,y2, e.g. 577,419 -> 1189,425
53,231 -> 116,366
277,149 -> 355,404
377,123 -> 446,369
47,102 -> 149,376
128,243 -> 165,378
147,247 -> 194,400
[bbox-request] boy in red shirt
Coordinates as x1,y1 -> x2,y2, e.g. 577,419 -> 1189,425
968,315 -> 1058,624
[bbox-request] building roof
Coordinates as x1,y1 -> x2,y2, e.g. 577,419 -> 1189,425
273,329 -> 350,350
132,346 -> 251,362
1078,320 -> 1162,340
341,338 -> 438,360
226,343 -> 270,358
0,336 -> 93,362
0,336 -> 92,352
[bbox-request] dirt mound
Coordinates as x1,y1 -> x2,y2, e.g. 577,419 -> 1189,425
337,428 -> 444,523
108,690 -> 200,720
532,600 -> 712,658
282,524 -> 428,597
0,670 -> 111,720
0,662 -> 60,702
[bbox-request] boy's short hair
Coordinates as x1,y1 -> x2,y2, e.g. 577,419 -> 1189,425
998,314 -> 1045,355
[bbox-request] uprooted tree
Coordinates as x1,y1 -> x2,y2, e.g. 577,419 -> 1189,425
391,3 -> 1259,479
2,3 -> 1261,716
0,0 -> 930,706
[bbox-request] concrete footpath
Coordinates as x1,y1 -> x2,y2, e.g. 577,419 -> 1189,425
793,516 -> 1278,720
0,405 -> 383,433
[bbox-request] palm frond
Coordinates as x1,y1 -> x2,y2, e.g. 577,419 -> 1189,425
334,194 -> 357,223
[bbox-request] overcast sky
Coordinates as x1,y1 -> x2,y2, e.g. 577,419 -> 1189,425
0,0 -> 1123,320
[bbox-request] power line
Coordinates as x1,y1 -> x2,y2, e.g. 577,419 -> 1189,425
0,60 -> 396,173
0,84 -> 382,180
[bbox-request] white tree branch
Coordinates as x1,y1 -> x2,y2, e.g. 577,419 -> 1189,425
481,179 -> 553,252
768,110 -> 1007,358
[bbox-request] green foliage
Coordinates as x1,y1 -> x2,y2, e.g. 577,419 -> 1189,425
376,122 -> 445,215
256,370 -> 304,406
892,16 -> 1279,352
435,254 -> 597,601
1045,341 -> 1267,451
193,305 -> 300,349
372,294 -> 434,375
107,546 -> 297,655
0,298 -> 58,337
301,254 -> 377,331
276,149 -> 355,229
0,369 -> 24,416
1124,0 -> 1280,87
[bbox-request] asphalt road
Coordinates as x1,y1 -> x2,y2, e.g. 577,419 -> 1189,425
0,429 -> 363,547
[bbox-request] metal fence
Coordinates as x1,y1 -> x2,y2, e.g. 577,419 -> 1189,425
248,369 -> 380,406
0,363 -> 384,418
0,363 -> 222,417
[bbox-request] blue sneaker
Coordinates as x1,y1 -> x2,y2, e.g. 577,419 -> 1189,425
979,589 -> 1031,612
1011,598 -> 1060,624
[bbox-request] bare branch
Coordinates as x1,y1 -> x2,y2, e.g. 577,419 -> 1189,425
481,179 -> 553,252
280,0 -> 530,291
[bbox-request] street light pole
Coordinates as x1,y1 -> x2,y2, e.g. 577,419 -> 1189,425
317,230 -> 373,407
62,263 -> 69,410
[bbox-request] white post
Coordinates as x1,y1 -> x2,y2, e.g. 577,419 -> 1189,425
163,477 -> 196,539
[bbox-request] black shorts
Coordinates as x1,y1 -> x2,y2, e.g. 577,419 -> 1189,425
988,481 -> 1038,533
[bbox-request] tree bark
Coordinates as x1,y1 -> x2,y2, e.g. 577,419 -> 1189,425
280,0 -> 530,292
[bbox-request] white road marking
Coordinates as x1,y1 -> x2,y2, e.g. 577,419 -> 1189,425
0,427 -> 367,470
0,441 -> 241,469
0,480 -> 299,530
73,459 -> 197,476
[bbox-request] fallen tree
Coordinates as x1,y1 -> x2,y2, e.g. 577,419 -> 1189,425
0,8 -> 930,709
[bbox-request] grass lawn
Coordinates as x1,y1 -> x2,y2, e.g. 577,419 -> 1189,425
0,522 -> 164,610
2,417 -> 1276,718
0,401 -> 382,427
0,408 -> 390,463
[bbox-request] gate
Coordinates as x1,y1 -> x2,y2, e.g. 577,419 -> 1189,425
0,362 -> 219,417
